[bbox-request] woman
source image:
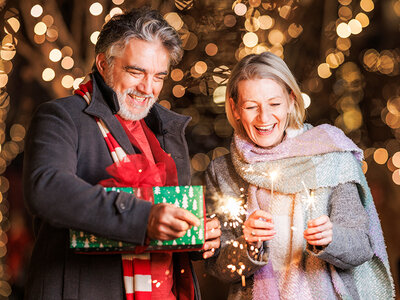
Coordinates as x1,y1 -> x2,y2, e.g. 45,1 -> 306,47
205,52 -> 394,299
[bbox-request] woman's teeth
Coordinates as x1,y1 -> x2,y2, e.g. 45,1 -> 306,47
255,124 -> 275,132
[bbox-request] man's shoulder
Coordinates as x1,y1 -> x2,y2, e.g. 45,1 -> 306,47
35,94 -> 88,118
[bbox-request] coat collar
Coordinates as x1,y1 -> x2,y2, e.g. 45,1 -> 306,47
83,71 -> 191,152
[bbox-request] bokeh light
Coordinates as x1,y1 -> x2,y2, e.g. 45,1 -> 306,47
336,22 -> 351,38
302,93 -> 311,109
30,5 -> 43,18
49,49 -> 62,62
89,2 -> 103,16
374,148 -> 389,165
213,86 -> 226,105
234,3 -> 247,16
317,63 -> 332,78
61,75 -> 74,89
90,31 -> 100,45
243,32 -> 258,48
171,69 -> 184,81
172,85 -> 185,98
42,68 -> 55,82
34,22 -> 47,35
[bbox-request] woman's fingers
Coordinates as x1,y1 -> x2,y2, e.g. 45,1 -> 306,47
304,215 -> 333,246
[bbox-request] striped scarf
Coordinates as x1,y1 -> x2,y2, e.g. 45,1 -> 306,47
74,80 -> 167,300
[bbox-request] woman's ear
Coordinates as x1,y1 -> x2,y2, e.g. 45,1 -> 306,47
288,91 -> 296,112
95,53 -> 108,77
229,97 -> 240,121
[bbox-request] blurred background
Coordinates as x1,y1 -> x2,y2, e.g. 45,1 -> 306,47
0,0 -> 399,298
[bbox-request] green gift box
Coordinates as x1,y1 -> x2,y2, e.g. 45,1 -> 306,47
70,185 -> 205,253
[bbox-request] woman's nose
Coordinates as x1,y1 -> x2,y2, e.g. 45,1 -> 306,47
258,106 -> 272,123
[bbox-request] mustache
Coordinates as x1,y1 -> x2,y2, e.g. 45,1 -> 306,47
121,89 -> 154,99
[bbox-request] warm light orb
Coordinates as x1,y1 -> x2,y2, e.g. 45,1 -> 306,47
49,49 -> 62,62
73,77 -> 84,90
392,169 -> 400,185
374,148 -> 389,165
171,69 -> 184,82
234,3 -> 247,16
61,75 -> 74,89
164,12 -> 183,31
112,0 -> 124,4
172,85 -> 185,98
348,19 -> 362,34
42,68 -> 55,82
336,22 -> 351,38
317,63 -> 332,78
61,56 -> 74,69
243,32 -> 258,48
89,2 -> 103,16
0,74 -> 8,88
355,12 -> 370,27
194,61 -> 207,74
258,15 -> 274,30
34,22 -> 47,35
213,86 -> 226,105
205,43 -> 218,56
110,7 -> 123,18
360,0 -> 374,12
90,31 -> 100,45
302,93 -> 311,109
392,152 -> 400,168
31,4 -> 43,17
268,29 -> 284,45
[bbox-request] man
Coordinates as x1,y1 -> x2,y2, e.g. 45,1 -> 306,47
23,8 -> 220,299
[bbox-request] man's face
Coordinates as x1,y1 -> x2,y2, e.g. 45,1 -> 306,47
98,38 -> 170,121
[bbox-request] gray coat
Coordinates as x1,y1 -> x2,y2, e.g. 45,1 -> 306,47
205,154 -> 374,300
23,72 -> 200,299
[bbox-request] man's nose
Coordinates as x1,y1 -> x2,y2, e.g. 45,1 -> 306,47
136,76 -> 153,96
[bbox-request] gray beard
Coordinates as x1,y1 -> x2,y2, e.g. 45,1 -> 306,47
104,71 -> 157,121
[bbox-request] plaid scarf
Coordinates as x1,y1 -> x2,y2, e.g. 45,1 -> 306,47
74,80 -> 178,300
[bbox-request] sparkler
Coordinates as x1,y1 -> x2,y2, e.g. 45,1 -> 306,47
213,194 -> 247,228
301,181 -> 316,218
268,170 -> 278,214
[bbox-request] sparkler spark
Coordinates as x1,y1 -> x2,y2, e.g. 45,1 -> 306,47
213,194 -> 247,227
301,181 -> 316,216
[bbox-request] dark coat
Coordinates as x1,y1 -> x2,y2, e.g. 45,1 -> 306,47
23,72 -> 200,299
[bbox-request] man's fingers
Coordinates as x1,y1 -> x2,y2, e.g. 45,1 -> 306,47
174,207 -> 200,227
206,227 -> 221,240
203,239 -> 220,251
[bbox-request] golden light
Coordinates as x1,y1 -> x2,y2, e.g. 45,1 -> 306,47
0,49 -> 16,61
394,1 -> 400,17
159,100 -> 171,110
243,32 -> 258,48
212,147 -> 230,160
326,53 -> 341,68
317,63 -> 332,78
205,43 -> 218,56
374,148 -> 389,165
338,6 -> 352,21
385,112 -> 400,129
355,12 -> 370,27
378,53 -> 395,75
288,23 -> 303,38
31,4 -> 43,17
7,17 -> 20,33
252,43 -> 269,54
49,48 -> 62,62
268,29 -> 284,45
0,60 -> 12,74
348,19 -> 362,34
110,7 -> 123,17
360,0 -> 374,12
42,15 -> 54,27
387,97 -> 400,115
213,65 -> 230,84
34,22 -> 47,35
245,18 -> 260,32
363,49 -> 379,70
194,61 -> 207,74
181,32 -> 198,50
387,157 -> 396,172
343,110 -> 362,130
224,15 -> 236,27
336,22 -> 351,38
191,153 -> 210,172
89,2 -> 103,16
90,31 -> 100,45
249,0 -> 261,7
171,69 -> 184,81
61,56 -> 74,70
336,37 -> 351,51
61,46 -> 73,56
234,3 -> 247,16
61,75 -> 74,89
279,5 -> 291,19
302,93 -> 311,109
190,66 -> 201,78
10,124 -> 25,142
46,28 -> 58,42
338,0 -> 352,5
0,75 -> 8,88
259,15 -> 274,30
213,86 -> 226,105
392,169 -> 400,185
42,68 -> 55,82
172,85 -> 185,98
2,34 -> 15,46
361,161 -> 368,174
392,152 -> 400,168
34,34 -> 45,44
72,77 -> 84,90
270,44 -> 284,58
112,0 -> 124,4
164,12 -> 184,31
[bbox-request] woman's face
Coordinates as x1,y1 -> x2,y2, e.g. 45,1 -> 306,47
231,78 -> 294,148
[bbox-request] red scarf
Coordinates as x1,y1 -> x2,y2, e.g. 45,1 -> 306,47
74,80 -> 195,300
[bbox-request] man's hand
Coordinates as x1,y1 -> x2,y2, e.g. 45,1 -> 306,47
147,203 -> 200,240
303,215 -> 333,246
203,218 -> 221,259
243,210 -> 276,248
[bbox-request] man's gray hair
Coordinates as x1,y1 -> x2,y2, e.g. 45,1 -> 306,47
93,7 -> 183,69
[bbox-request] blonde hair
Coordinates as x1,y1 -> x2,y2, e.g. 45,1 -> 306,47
225,52 -> 305,134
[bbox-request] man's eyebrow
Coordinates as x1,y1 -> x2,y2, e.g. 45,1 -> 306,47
124,65 -> 168,76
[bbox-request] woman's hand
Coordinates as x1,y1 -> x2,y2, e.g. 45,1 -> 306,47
243,210 -> 276,247
203,217 -> 221,259
303,215 -> 333,246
